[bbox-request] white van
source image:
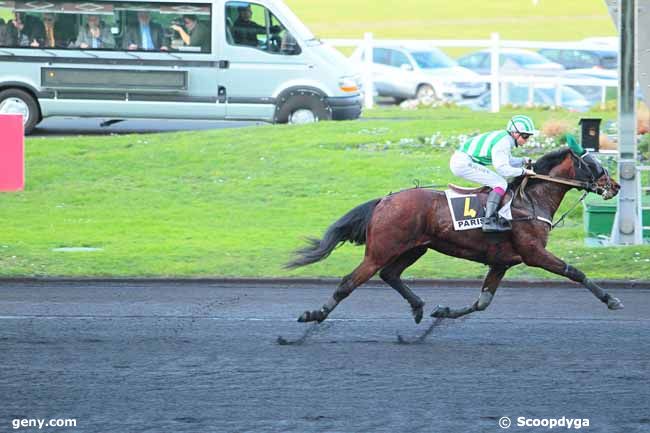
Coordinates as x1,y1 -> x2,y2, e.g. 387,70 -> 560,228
0,0 -> 362,134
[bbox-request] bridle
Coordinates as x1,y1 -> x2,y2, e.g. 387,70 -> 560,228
527,150 -> 614,198
516,150 -> 615,229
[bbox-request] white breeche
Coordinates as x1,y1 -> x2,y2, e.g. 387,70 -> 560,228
449,151 -> 508,191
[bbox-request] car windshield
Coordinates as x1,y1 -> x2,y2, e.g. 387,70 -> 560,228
506,51 -> 552,66
411,49 -> 456,69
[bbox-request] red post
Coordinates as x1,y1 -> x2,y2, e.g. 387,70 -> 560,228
0,114 -> 25,191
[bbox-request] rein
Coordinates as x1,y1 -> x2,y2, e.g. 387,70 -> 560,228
515,174 -> 592,230
549,190 -> 589,229
529,173 -> 596,191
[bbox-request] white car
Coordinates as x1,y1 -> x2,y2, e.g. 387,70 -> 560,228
462,83 -> 592,112
458,48 -> 565,77
350,44 -> 487,103
562,68 -> 618,106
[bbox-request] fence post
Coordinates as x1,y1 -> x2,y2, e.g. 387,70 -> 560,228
554,82 -> 562,107
363,32 -> 374,109
490,32 -> 500,113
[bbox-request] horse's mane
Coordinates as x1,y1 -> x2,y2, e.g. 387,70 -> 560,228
509,147 -> 571,190
532,147 -> 572,175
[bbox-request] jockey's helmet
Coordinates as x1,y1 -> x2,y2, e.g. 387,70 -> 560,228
507,115 -> 536,135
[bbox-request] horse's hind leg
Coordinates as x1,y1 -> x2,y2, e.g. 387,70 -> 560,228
431,265 -> 508,319
379,246 -> 427,324
298,257 -> 381,323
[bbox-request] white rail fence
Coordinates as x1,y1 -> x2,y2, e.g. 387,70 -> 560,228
324,32 -> 619,112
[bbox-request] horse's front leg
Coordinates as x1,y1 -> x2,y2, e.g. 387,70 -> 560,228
520,248 -> 623,310
431,265 -> 508,319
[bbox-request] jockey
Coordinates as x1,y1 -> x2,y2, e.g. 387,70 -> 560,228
450,114 -> 537,232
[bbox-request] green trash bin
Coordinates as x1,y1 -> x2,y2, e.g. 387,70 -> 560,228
583,194 -> 650,238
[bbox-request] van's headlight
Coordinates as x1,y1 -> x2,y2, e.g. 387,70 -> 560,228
339,76 -> 360,93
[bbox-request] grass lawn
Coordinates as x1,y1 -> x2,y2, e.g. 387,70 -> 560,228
1,106 -> 649,280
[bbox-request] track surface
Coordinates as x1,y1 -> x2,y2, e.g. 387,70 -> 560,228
1,281 -> 648,433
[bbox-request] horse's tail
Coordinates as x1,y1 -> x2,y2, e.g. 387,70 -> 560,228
285,198 -> 381,269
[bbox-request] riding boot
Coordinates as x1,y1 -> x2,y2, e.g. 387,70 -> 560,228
482,190 -> 510,233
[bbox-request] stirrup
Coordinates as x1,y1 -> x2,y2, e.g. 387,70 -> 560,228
482,216 -> 511,233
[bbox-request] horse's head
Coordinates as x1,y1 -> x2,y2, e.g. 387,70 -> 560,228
571,150 -> 620,199
534,148 -> 620,200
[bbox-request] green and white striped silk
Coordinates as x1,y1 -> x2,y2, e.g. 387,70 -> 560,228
459,130 -> 509,165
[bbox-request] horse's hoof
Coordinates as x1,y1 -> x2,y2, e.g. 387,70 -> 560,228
430,305 -> 450,318
607,297 -> 624,310
412,304 -> 424,324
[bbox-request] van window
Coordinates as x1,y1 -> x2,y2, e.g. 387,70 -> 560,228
0,1 -> 212,53
225,1 -> 300,55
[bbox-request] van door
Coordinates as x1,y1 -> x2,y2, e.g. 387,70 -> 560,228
219,1 -> 309,120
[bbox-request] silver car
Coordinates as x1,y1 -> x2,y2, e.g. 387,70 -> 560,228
351,44 -> 486,103
463,83 -> 592,112
458,48 -> 565,77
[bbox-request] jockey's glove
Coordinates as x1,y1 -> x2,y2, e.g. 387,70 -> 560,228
523,168 -> 536,176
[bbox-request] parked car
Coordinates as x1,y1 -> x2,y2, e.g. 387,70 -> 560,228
457,48 -> 565,76
562,68 -> 618,106
563,68 -> 646,105
350,44 -> 486,103
538,45 -> 617,70
462,83 -> 592,112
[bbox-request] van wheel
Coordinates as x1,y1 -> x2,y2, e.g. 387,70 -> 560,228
275,91 -> 332,124
0,88 -> 41,134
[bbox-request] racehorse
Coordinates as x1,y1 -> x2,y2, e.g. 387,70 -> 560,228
286,147 -> 623,324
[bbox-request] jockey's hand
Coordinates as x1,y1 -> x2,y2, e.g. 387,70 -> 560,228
523,168 -> 536,176
525,158 -> 535,167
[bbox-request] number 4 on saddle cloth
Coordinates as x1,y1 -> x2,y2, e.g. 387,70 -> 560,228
445,184 -> 513,231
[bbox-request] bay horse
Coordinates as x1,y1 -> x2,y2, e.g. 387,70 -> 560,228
286,147 -> 623,324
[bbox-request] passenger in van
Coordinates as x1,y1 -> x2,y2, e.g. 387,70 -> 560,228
123,11 -> 168,51
75,14 -> 115,49
52,13 -> 77,47
170,14 -> 210,52
6,12 -> 44,47
41,13 -> 73,48
0,19 -> 8,46
232,5 -> 265,46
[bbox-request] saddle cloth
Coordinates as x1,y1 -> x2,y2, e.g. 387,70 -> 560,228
444,188 -> 513,231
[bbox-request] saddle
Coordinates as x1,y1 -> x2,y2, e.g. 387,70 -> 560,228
447,184 -> 511,207
447,183 -> 491,195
